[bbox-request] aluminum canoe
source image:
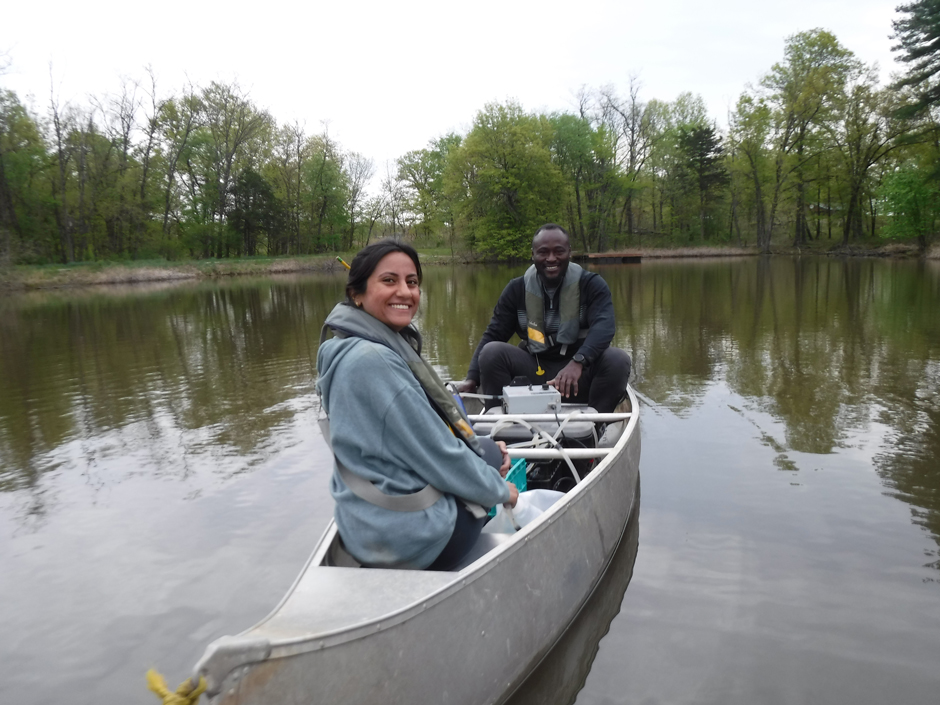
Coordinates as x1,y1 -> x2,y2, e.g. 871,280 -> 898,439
192,385 -> 641,704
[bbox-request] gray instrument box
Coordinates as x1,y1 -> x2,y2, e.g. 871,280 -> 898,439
502,385 -> 562,414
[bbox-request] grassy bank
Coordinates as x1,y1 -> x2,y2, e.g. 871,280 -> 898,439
624,238 -> 939,259
1,242 -> 937,291
0,254 -> 352,291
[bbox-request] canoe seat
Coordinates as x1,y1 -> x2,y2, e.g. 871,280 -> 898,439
325,531 -> 513,572
328,537 -> 362,568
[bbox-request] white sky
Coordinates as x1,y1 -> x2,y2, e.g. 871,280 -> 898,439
2,0 -> 902,169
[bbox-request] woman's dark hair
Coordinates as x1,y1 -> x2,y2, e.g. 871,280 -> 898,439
345,238 -> 422,304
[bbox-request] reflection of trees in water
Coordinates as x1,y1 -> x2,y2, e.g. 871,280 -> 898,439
1,260 -> 939,552
873,366 -> 940,548
600,257 -> 940,550
0,277 -> 345,508
418,263 -> 529,377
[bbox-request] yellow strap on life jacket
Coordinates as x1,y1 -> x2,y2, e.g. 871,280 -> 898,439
527,325 -> 546,345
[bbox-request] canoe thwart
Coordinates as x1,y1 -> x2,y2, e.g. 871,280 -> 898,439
507,448 -> 612,459
468,412 -> 631,423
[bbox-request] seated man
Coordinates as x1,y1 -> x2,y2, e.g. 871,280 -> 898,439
456,224 -> 631,413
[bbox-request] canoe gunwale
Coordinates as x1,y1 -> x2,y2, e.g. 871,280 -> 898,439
195,387 -> 640,697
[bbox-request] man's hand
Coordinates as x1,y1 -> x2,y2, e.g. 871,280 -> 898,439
505,481 -> 519,508
549,360 -> 583,398
496,440 -> 511,477
454,379 -> 478,394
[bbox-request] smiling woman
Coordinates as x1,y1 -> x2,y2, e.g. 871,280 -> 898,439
349,251 -> 421,331
316,239 -> 518,570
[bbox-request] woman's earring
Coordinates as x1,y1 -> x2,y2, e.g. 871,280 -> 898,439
356,300 -> 363,308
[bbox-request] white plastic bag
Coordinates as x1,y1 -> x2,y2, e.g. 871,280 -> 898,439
482,489 -> 566,534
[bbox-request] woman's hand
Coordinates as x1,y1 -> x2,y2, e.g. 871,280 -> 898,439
505,481 -> 519,508
496,441 -> 511,477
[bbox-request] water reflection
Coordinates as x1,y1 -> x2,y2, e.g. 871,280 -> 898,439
2,257 -> 940,704
0,277 -> 342,490
1,258 -> 939,548
597,258 -> 940,554
506,491 -> 640,705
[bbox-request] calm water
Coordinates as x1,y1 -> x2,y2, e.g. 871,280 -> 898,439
1,257 -> 939,704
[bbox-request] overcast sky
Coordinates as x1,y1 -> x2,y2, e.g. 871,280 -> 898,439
2,0 -> 903,168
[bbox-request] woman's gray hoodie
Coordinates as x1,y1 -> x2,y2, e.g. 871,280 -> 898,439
317,336 -> 510,569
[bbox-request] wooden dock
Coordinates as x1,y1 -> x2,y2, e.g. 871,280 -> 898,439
582,252 -> 642,264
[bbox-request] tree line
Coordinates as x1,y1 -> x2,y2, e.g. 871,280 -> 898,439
2,7 -> 939,264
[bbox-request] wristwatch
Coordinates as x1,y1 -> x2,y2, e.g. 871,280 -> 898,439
572,352 -> 588,367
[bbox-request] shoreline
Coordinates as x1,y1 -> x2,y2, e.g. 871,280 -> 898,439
2,243 -> 938,292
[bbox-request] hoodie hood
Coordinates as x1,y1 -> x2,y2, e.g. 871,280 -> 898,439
316,336 -> 365,417
317,303 -> 481,454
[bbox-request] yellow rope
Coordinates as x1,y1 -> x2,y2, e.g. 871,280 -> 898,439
146,669 -> 208,705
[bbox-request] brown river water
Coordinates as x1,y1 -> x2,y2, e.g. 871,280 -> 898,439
1,256 -> 939,704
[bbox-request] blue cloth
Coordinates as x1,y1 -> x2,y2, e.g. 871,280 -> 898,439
317,336 -> 510,569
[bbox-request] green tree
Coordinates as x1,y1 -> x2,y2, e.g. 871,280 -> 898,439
677,125 -> 729,240
879,163 -> 939,247
649,94 -> 710,241
599,80 -> 656,242
398,142 -> 446,240
761,29 -> 858,247
548,112 -> 597,250
429,134 -> 463,253
228,168 -> 280,255
730,94 -> 776,251
892,0 -> 940,117
267,122 -> 309,255
302,131 -> 348,251
0,90 -> 52,264
199,82 -> 271,257
157,90 -> 200,252
827,66 -> 908,244
446,101 -> 564,257
397,134 -> 460,245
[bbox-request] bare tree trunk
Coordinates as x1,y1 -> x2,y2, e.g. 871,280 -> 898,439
699,188 -> 707,241
744,150 -> 771,253
162,90 -> 199,242
75,115 -> 91,259
793,179 -> 805,247
0,151 -> 18,264
50,87 -> 74,263
651,188 -> 657,232
135,69 -> 160,255
574,176 -> 587,250
815,176 -> 821,240
625,192 -> 634,236
842,187 -> 860,246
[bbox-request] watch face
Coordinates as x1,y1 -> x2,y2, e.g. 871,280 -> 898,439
574,354 -> 585,364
